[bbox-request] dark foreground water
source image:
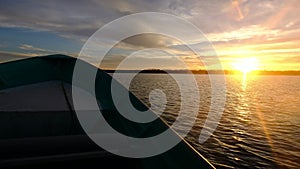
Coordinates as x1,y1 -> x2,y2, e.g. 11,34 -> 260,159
126,74 -> 300,169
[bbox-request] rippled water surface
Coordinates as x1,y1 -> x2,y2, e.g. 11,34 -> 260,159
126,74 -> 300,169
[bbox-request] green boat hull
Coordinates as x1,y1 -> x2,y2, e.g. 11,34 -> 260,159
0,55 -> 215,169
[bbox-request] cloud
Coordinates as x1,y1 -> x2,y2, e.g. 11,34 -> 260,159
18,44 -> 77,57
120,34 -> 177,48
1,0 -> 299,42
19,44 -> 50,52
0,0 -> 138,40
0,0 -> 170,41
207,25 -> 281,42
0,51 -> 30,63
0,0 -> 300,70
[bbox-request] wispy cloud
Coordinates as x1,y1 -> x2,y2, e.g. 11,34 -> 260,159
0,51 -> 31,63
0,0 -> 299,70
19,44 -> 51,52
17,44 -> 77,58
207,25 -> 281,42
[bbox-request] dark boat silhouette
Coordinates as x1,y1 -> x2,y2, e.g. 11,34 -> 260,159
0,54 -> 215,169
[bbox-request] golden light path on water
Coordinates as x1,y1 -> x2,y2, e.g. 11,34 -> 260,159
239,72 -> 277,164
129,72 -> 300,168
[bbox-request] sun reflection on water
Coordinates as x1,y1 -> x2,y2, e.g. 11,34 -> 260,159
242,72 -> 247,91
237,73 -> 278,166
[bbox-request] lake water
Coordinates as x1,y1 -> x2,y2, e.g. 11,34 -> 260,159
126,73 -> 300,169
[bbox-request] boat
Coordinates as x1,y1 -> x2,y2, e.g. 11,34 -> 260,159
0,54 -> 215,169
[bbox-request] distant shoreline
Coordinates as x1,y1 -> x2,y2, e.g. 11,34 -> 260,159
103,69 -> 300,76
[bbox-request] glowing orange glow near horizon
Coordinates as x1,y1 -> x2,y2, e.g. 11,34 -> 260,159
232,58 -> 259,74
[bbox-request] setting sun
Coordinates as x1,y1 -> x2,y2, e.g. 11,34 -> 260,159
232,58 -> 259,74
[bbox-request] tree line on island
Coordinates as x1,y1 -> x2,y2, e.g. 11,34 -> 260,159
103,69 -> 300,76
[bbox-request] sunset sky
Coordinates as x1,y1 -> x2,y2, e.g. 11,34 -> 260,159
0,0 -> 299,70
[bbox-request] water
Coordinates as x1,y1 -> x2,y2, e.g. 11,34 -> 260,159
125,73 -> 300,169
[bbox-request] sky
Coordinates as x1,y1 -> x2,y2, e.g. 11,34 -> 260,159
0,0 -> 299,70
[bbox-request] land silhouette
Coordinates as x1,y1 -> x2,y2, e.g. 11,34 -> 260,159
104,69 -> 300,76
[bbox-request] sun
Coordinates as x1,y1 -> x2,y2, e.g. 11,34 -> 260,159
232,58 -> 259,74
